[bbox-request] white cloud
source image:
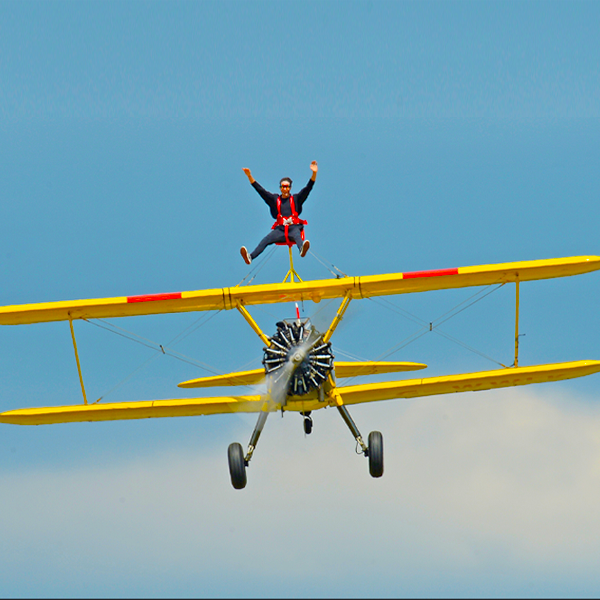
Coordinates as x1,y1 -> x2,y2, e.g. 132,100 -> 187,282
2,386 -> 600,595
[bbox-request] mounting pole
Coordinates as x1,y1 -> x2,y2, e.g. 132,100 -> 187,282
283,246 -> 303,283
68,315 -> 88,405
514,280 -> 520,368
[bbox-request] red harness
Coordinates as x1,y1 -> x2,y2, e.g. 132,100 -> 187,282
272,195 -> 308,246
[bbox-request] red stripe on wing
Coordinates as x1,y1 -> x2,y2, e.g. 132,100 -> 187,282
403,268 -> 459,279
127,292 -> 183,303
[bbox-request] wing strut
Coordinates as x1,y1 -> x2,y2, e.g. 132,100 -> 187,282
68,315 -> 88,405
323,294 -> 352,344
236,303 -> 271,347
514,280 -> 520,367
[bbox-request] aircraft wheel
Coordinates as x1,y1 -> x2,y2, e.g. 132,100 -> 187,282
368,431 -> 384,478
303,416 -> 313,435
227,443 -> 247,490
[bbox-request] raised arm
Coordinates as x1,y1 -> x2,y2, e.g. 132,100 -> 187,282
242,168 -> 256,185
293,161 -> 319,209
242,167 -> 278,214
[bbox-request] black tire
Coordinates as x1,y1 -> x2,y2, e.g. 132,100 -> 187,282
368,431 -> 384,478
303,417 -> 313,435
227,443 -> 247,490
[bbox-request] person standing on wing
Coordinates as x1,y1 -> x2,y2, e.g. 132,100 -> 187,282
240,161 -> 318,264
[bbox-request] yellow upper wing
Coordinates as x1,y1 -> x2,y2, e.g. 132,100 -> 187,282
0,255 -> 598,325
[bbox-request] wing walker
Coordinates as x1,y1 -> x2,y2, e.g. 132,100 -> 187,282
1,165 -> 599,489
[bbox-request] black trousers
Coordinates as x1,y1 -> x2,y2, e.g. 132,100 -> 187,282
250,225 -> 304,260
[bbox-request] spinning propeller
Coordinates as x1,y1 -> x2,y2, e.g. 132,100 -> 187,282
263,318 -> 334,398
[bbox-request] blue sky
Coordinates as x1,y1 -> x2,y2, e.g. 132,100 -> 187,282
1,1 -> 600,597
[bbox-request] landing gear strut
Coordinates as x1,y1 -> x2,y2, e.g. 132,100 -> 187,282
227,411 -> 269,490
336,404 -> 384,478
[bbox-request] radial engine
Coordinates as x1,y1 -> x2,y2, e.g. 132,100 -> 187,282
262,318 -> 334,396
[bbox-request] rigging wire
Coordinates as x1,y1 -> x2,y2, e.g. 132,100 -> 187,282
331,346 -> 370,362
83,244 -> 508,402
85,310 -> 228,402
89,353 -> 162,404
339,282 -> 508,389
83,318 -> 158,352
367,282 -> 506,364
232,355 -> 264,373
251,303 -> 279,320
374,327 -> 431,361
367,297 -> 427,328
308,249 -> 349,278
432,328 -> 507,368
85,311 -> 222,373
235,246 -> 277,287
432,283 -> 506,328
303,255 -> 507,374
165,310 -> 222,347
86,243 -> 345,402
309,297 -> 337,321
337,325 -> 431,388
368,282 -> 505,330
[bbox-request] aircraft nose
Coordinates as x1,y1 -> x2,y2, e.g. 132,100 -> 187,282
292,350 -> 305,364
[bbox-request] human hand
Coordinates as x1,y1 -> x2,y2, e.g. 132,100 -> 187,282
310,161 -> 318,173
242,168 -> 255,184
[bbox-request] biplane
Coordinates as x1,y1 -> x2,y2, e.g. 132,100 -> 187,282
1,251 -> 599,490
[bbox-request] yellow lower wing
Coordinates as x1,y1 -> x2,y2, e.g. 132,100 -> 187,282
335,361 -> 427,378
0,395 -> 265,426
1,360 -> 598,426
338,360 -> 600,405
177,361 -> 427,388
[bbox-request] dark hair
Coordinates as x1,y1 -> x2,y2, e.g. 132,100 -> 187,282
280,177 -> 292,187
